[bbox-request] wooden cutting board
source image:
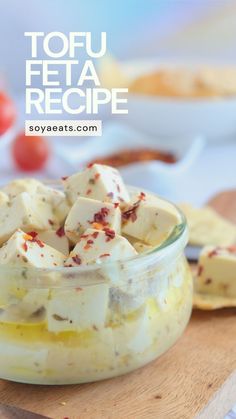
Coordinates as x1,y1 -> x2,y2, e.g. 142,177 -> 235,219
0,190 -> 236,419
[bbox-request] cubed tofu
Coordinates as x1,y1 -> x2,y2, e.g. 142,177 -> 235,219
113,306 -> 152,356
65,197 -> 121,244
65,228 -> 137,267
196,245 -> 236,297
62,164 -> 130,205
2,178 -> 71,224
133,241 -> 153,254
0,289 -> 49,322
0,192 -> 58,245
0,229 -> 65,268
37,184 -> 71,224
37,230 -> 69,256
122,192 -> 181,246
0,342 -> 48,376
0,191 -> 9,206
2,178 -> 43,198
47,283 -> 109,332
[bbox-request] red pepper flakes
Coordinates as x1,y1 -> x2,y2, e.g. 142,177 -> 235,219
103,228 -> 115,242
86,189 -> 92,195
122,201 -> 140,223
107,192 -> 114,199
208,248 -> 219,258
138,191 -> 146,201
22,242 -> 28,252
61,176 -> 68,181
27,231 -> 38,239
48,219 -> 54,226
87,239 -> 94,245
114,202 -> 119,208
93,207 -> 109,225
87,162 -> 94,168
99,253 -> 111,258
91,222 -> 103,230
76,287 -> 83,292
34,238 -> 44,248
24,232 -> 45,248
94,173 -> 100,180
80,233 -> 89,239
56,226 -> 65,237
197,265 -> 204,276
72,255 -> 82,265
84,244 -> 92,250
92,231 -> 99,239
205,278 -> 212,285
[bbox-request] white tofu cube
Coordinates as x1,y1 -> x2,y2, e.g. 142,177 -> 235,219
113,307 -> 152,356
65,197 -> 121,244
37,229 -> 69,256
122,192 -> 181,246
2,178 -> 43,198
62,164 -> 130,205
47,283 -> 109,332
196,245 -> 236,297
0,229 -> 65,268
0,191 -> 9,206
0,192 -> 58,245
2,178 -> 70,225
0,342 -> 48,376
65,228 -> 137,267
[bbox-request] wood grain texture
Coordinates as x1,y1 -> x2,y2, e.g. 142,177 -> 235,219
0,190 -> 236,419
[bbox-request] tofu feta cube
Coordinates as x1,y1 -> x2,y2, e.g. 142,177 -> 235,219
122,192 -> 181,246
62,164 -> 130,205
47,283 -> 109,332
37,229 -> 69,256
0,191 -> 9,206
113,307 -> 152,356
196,245 -> 236,297
65,228 -> 137,267
0,229 -> 65,268
2,178 -> 70,224
2,178 -> 43,198
65,197 -> 121,244
0,192 -> 58,245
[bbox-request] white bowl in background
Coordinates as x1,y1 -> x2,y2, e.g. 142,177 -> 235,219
53,122 -> 205,195
116,59 -> 236,142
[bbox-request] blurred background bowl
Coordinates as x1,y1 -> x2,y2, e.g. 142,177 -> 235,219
117,59 -> 236,141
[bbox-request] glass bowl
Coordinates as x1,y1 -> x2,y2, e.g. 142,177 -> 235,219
0,187 -> 193,384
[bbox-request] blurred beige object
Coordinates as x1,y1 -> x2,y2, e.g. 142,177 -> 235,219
194,245 -> 236,310
193,292 -> 236,310
179,203 -> 236,247
98,54 -> 130,89
129,67 -> 236,98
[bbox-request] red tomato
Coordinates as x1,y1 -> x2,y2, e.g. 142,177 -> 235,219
0,91 -> 16,135
12,133 -> 50,171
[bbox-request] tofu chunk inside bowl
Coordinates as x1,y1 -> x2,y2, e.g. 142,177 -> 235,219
0,165 -> 192,384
